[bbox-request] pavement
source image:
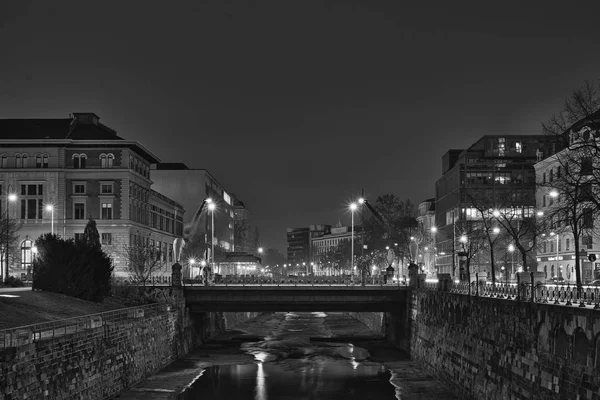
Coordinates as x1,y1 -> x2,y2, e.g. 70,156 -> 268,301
0,287 -> 31,294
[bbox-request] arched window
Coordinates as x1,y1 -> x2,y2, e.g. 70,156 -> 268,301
544,265 -> 548,279
551,265 -> 555,277
100,153 -> 107,168
22,154 -> 28,168
15,154 -> 22,168
107,153 -> 114,168
21,238 -> 33,271
36,154 -> 42,168
0,154 -> 6,168
73,153 -> 87,169
43,154 -> 49,168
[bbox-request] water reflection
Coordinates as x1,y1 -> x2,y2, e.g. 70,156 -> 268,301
182,312 -> 397,400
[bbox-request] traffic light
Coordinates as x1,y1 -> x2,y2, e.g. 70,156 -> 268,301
589,254 -> 597,262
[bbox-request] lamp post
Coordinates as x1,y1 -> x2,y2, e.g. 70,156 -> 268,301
207,201 -> 216,276
508,244 -> 515,280
45,204 -> 54,235
4,187 -> 17,282
350,202 -> 358,276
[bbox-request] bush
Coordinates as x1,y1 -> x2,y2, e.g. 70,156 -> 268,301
33,233 -> 113,302
1,276 -> 25,287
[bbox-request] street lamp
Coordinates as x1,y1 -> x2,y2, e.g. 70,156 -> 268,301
208,202 -> 216,277
258,247 -> 263,254
350,202 -> 358,276
189,258 -> 196,280
508,244 -> 515,279
45,204 -> 55,235
4,188 -> 17,282
549,190 -> 559,198
550,232 -> 559,277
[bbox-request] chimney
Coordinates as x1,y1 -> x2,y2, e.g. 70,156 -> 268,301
72,112 -> 100,125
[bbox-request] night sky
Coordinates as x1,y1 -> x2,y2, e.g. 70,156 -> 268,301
2,1 -> 600,253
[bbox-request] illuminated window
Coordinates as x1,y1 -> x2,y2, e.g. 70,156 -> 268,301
21,239 -> 33,271
515,142 -> 522,153
101,203 -> 113,219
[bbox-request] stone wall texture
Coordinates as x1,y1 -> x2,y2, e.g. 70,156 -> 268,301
0,292 -> 260,400
405,290 -> 600,400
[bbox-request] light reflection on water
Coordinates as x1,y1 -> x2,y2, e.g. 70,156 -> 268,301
181,312 -> 397,400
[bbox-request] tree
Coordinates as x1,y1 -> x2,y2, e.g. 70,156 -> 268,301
122,243 -> 164,287
541,80 -> 600,289
362,194 -> 417,254
33,233 -> 113,302
82,217 -> 101,249
234,217 -> 249,250
355,249 -> 387,286
454,220 -> 488,281
0,216 -> 21,280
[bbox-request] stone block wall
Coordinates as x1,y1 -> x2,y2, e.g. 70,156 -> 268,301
404,290 -> 600,400
348,312 -> 385,336
0,292 -> 261,400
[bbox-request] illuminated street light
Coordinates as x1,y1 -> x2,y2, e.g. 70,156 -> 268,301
430,226 -> 437,233
493,209 -> 500,218
358,198 -> 365,205
508,244 -> 515,278
459,235 -> 467,243
258,247 -> 264,254
349,201 -> 359,275
207,202 -> 216,280
45,204 -> 55,235
4,187 -> 17,281
493,227 -> 500,234
536,211 -> 544,217
549,190 -> 559,198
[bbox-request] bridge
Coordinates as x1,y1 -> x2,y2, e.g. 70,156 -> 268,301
183,284 -> 409,312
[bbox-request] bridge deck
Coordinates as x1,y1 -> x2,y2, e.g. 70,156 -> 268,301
184,285 -> 409,312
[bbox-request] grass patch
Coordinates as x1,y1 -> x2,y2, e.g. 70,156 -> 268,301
0,290 -> 129,330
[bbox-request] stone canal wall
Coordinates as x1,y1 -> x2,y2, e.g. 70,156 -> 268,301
0,291 -> 260,400
401,290 -> 600,400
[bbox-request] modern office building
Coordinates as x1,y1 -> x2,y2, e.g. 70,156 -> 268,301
286,224 -> 331,274
434,135 -> 558,280
150,164 -> 235,259
0,113 -> 183,280
232,195 -> 259,254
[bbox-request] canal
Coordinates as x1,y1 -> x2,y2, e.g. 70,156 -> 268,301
117,312 -> 456,399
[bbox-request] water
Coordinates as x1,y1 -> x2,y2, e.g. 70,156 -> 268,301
181,312 -> 399,399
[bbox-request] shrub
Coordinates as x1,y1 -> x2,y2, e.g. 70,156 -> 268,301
2,276 -> 25,287
33,233 -> 113,302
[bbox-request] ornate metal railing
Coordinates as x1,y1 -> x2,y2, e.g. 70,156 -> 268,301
183,275 -> 404,287
431,280 -> 600,309
0,303 -> 170,349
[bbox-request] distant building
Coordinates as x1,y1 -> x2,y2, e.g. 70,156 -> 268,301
286,224 -> 331,274
217,252 -> 262,276
311,222 -> 364,275
0,113 -> 183,280
150,164 -> 235,256
434,135 -> 558,280
416,199 -> 436,276
232,195 -> 259,254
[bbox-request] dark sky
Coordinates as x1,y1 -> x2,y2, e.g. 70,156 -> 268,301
2,1 -> 600,253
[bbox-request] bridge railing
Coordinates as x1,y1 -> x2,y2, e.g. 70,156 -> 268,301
434,280 -> 600,309
184,275 -> 404,286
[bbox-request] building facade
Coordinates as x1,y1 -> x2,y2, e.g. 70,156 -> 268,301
311,223 -> 364,275
534,112 -> 600,284
416,198 -> 436,277
150,164 -> 235,258
232,196 -> 259,254
434,135 -> 557,280
0,113 -> 183,280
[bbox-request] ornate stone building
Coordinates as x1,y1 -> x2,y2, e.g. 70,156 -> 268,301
0,112 -> 183,280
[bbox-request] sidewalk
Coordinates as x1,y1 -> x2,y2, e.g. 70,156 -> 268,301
0,287 -> 31,294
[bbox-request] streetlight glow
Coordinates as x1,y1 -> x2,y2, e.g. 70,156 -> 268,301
208,203 -> 216,211
459,235 -> 467,243
508,244 -> 515,252
493,210 -> 500,217
8,193 -> 17,202
206,197 -> 213,203
45,204 -> 55,235
536,211 -> 544,217
549,190 -> 559,198
349,202 -> 357,211
430,226 -> 437,233
358,198 -> 365,204
493,227 -> 500,234
258,247 -> 264,254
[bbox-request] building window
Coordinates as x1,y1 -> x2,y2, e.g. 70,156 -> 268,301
19,184 -> 44,220
101,233 -> 112,245
73,154 -> 87,169
21,239 -> 33,271
15,154 -> 22,168
0,155 -> 6,168
74,202 -> 85,219
36,154 -> 49,168
73,183 -> 86,194
566,238 -> 570,251
100,153 -> 115,168
101,203 -> 113,219
100,183 -> 113,194
74,233 -> 84,241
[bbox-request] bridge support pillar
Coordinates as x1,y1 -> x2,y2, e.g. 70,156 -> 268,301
172,263 -> 182,287
436,273 -> 452,292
